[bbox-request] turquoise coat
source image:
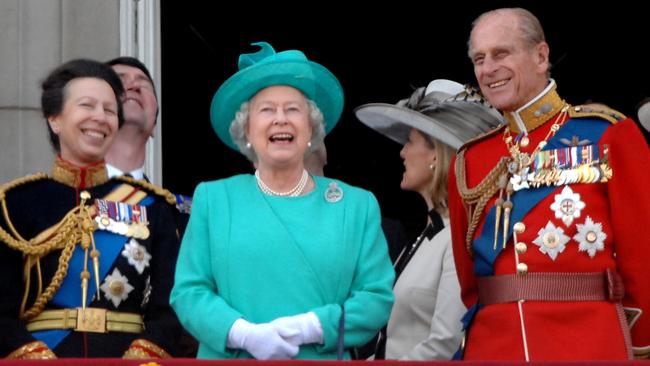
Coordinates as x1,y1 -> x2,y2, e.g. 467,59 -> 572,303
171,175 -> 395,359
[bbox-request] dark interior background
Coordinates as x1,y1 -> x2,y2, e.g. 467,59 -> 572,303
160,2 -> 649,242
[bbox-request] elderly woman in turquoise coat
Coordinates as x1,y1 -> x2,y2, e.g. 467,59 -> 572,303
170,42 -> 395,360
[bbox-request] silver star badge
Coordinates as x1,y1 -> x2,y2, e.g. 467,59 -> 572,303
533,221 -> 570,260
121,238 -> 152,274
550,186 -> 586,226
573,216 -> 607,258
100,268 -> 134,307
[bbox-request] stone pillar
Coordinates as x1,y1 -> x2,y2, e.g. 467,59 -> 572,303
0,0 -> 120,183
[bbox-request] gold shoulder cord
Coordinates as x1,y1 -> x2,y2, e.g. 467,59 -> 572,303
0,173 -> 96,320
569,104 -> 626,124
455,150 -> 509,256
115,175 -> 177,206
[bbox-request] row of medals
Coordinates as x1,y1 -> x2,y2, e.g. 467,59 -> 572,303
94,214 -> 150,240
509,151 -> 612,191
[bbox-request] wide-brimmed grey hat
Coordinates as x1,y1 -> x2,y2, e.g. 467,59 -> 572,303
637,97 -> 650,132
355,79 -> 503,149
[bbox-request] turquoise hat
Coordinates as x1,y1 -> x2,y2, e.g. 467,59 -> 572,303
210,42 -> 344,151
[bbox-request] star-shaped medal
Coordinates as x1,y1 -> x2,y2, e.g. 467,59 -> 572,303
573,216 -> 607,258
121,238 -> 152,274
533,221 -> 570,260
100,268 -> 134,307
550,186 -> 586,226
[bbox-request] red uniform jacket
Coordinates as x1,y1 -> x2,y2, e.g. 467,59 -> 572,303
448,84 -> 650,360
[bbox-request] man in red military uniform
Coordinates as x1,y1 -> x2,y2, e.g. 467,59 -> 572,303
448,7 -> 650,360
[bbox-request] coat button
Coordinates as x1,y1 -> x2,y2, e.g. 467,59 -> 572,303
513,222 -> 526,234
517,263 -> 528,275
515,242 -> 528,254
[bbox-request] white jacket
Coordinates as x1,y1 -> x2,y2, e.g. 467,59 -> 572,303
385,219 -> 466,360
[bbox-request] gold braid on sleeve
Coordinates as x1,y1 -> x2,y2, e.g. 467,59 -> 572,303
455,149 -> 509,256
0,174 -> 96,320
123,339 -> 172,359
5,340 -> 56,359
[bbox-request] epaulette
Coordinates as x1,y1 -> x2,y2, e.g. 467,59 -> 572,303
0,173 -> 49,201
457,124 -> 507,152
568,104 -> 626,124
114,175 -> 177,206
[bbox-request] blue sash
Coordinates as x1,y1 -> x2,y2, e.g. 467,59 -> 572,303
453,303 -> 482,360
32,193 -> 154,349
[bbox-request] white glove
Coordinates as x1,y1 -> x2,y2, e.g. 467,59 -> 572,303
227,318 -> 299,359
270,311 -> 324,346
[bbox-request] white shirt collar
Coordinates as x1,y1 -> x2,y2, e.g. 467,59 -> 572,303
106,164 -> 145,180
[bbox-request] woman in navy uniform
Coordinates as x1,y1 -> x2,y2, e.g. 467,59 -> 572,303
0,59 -> 182,358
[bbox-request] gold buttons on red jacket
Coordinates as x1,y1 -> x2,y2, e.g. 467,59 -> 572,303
515,242 -> 528,254
513,222 -> 526,234
516,262 -> 528,275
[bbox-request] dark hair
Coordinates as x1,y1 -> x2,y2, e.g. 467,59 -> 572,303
41,58 -> 125,152
106,56 -> 157,100
107,56 -> 159,120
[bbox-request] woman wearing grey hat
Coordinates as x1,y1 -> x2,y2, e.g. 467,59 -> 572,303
356,79 -> 502,360
170,42 -> 394,360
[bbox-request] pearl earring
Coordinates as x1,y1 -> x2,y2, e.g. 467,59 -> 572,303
307,141 -> 312,148
245,142 -> 251,149
428,164 -> 434,170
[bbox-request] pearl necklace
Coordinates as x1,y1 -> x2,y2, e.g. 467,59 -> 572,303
255,169 -> 309,197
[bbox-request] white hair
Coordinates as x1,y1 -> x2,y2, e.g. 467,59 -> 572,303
229,97 -> 326,163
